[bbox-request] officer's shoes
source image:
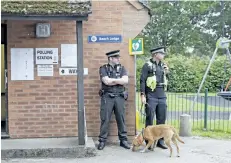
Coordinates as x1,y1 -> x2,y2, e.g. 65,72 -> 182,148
98,142 -> 105,150
157,140 -> 168,149
120,140 -> 130,149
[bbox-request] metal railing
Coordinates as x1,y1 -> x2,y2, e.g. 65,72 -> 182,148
136,89 -> 231,133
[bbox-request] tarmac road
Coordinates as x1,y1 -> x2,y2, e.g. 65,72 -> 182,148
167,95 -> 231,120
166,110 -> 231,120
181,95 -> 231,108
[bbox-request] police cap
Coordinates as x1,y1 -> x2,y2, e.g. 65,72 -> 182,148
106,50 -> 120,57
150,46 -> 166,55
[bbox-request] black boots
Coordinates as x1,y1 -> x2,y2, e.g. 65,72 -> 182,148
98,140 -> 130,150
145,139 -> 167,150
120,140 -> 130,149
157,139 -> 168,149
98,142 -> 105,150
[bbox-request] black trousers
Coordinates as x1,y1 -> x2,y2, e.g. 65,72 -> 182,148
145,95 -> 167,127
145,93 -> 167,145
98,93 -> 128,142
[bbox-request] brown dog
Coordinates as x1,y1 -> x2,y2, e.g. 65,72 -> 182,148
132,124 -> 185,157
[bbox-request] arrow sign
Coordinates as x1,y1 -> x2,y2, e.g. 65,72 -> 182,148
59,68 -> 88,76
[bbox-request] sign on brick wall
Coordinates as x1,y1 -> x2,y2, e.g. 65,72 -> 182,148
11,48 -> 34,80
37,65 -> 53,76
35,48 -> 58,64
129,38 -> 144,55
88,35 -> 122,43
61,44 -> 77,67
59,68 -> 88,76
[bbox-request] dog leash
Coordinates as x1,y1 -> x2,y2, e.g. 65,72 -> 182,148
139,102 -> 150,114
139,102 -> 151,124
140,103 -> 144,123
141,128 -> 144,138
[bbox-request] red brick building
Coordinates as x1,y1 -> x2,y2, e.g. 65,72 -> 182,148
1,0 -> 150,141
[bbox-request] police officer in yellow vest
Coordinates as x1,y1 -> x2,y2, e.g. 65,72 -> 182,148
140,46 -> 169,149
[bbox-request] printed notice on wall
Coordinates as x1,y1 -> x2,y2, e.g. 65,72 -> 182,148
11,48 -> 34,80
37,65 -> 53,76
61,44 -> 77,67
35,48 -> 58,64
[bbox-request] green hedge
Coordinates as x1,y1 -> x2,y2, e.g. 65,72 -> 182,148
136,55 -> 231,92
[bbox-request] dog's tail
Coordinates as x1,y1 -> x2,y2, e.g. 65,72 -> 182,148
172,127 -> 185,144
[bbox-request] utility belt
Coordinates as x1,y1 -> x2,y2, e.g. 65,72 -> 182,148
146,85 -> 165,91
156,83 -> 165,87
98,89 -> 128,100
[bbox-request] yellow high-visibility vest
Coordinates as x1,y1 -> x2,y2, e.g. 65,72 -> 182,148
146,61 -> 168,91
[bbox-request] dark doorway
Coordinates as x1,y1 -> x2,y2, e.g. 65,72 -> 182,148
1,24 -> 9,138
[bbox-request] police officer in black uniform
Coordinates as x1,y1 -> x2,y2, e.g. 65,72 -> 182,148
97,50 -> 130,150
140,46 -> 169,149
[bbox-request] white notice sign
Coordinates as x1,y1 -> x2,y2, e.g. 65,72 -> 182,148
35,48 -> 58,64
61,44 -> 77,67
37,65 -> 53,76
59,68 -> 88,76
11,48 -> 34,80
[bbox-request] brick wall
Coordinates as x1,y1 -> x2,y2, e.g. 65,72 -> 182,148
84,1 -> 150,138
6,1 -> 149,138
7,20 -> 79,138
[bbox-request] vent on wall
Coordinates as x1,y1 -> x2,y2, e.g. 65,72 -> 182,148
36,23 -> 51,38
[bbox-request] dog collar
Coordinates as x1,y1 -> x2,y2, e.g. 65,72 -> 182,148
137,128 -> 144,145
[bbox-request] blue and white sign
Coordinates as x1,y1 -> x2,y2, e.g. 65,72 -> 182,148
88,35 -> 122,43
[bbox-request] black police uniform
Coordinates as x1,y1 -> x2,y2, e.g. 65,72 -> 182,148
98,50 -> 130,150
140,47 -> 168,149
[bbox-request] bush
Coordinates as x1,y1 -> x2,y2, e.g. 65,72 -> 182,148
136,54 -> 231,92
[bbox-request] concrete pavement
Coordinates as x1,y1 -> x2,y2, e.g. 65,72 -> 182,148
2,136 -> 231,163
1,137 -> 96,159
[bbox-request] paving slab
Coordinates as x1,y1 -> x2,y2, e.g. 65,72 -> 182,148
1,137 -> 97,159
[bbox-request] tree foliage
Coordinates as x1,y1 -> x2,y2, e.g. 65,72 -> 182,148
136,55 -> 231,93
141,1 -> 231,56
135,1 -> 231,93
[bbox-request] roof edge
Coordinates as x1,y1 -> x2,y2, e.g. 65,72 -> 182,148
138,0 -> 152,16
1,14 -> 90,21
1,0 -> 92,17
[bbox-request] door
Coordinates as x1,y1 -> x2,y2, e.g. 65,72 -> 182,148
1,24 -> 8,136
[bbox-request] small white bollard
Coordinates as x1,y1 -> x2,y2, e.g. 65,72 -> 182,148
179,114 -> 192,137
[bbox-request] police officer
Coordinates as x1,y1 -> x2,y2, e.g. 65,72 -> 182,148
98,50 -> 130,150
140,46 -> 169,149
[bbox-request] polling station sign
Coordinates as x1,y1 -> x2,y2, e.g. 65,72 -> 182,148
35,48 -> 58,64
88,35 -> 122,43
